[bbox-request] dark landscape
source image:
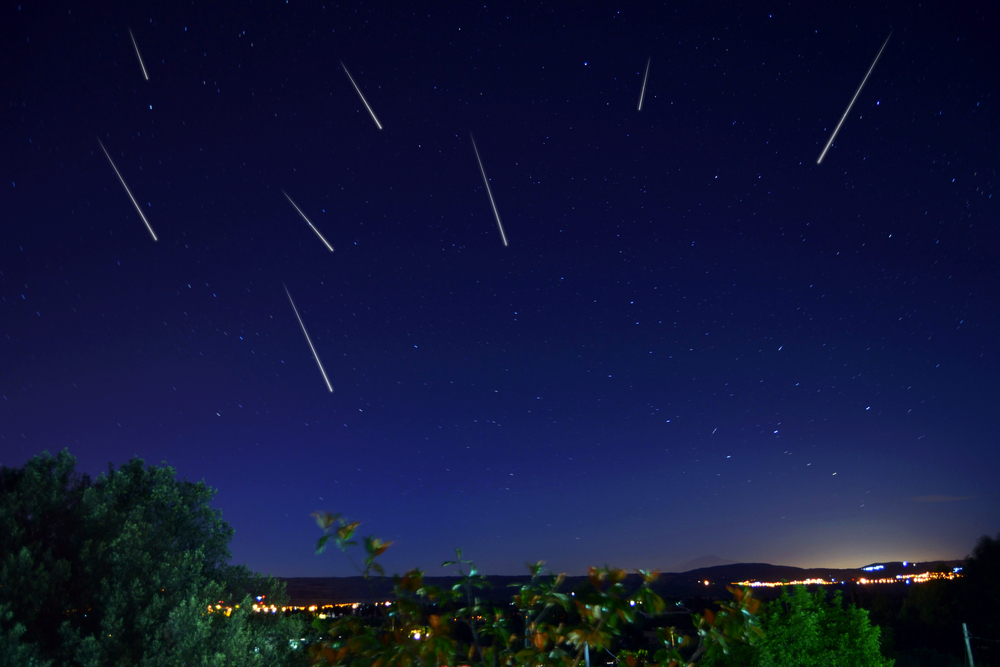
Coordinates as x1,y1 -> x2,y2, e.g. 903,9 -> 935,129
279,560 -> 965,605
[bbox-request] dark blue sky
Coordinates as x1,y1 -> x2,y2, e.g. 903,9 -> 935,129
2,1 -> 997,577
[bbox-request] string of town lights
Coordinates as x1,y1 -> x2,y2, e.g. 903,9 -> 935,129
244,568 -> 965,616
733,567 -> 963,589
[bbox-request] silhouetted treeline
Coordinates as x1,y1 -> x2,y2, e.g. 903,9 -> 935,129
848,534 -> 1000,667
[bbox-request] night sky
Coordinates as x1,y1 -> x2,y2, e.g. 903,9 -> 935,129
3,1 -> 998,577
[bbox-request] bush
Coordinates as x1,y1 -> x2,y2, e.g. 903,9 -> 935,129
702,585 -> 893,667
307,511 -> 764,667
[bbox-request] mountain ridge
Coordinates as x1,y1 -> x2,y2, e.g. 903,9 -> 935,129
276,559 -> 964,606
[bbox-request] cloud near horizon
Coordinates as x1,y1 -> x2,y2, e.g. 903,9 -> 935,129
909,494 -> 976,503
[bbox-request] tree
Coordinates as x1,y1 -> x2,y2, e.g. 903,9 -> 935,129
0,603 -> 50,667
702,585 -> 893,667
0,450 -> 307,666
961,532 -> 1000,651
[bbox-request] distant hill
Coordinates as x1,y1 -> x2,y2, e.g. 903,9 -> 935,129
278,559 -> 964,606
671,555 -> 737,571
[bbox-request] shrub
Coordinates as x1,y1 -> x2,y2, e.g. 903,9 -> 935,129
308,511 -> 763,667
701,585 -> 893,667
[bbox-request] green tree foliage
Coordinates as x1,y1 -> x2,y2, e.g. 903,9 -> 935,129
308,511 -> 763,667
0,450 -> 307,666
701,585 -> 893,667
961,532 -> 1000,653
0,603 -> 51,667
892,577 -> 963,667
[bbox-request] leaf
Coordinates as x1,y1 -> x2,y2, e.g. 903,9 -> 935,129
526,560 -> 545,577
637,569 -> 661,584
337,520 -> 361,542
312,510 -> 340,530
364,535 -> 392,557
397,569 -> 424,593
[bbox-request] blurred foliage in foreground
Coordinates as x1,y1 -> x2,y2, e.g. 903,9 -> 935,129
315,511 -> 1000,667
0,450 -> 308,667
310,510 -> 765,667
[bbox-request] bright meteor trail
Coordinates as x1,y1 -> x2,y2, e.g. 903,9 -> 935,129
816,31 -> 892,165
341,62 -> 383,130
470,133 -> 508,247
284,284 -> 334,393
128,28 -> 149,81
96,137 -> 158,241
282,191 -> 334,252
638,57 -> 650,111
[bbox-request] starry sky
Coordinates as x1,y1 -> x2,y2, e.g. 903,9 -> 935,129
2,1 -> 998,577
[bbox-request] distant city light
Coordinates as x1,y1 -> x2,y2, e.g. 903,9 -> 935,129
734,570 -> 961,588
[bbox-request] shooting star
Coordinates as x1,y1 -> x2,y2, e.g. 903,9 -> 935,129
284,284 -> 333,393
96,137 -> 158,241
470,133 -> 508,247
282,190 -> 334,252
816,31 -> 892,165
341,62 -> 383,130
128,28 -> 149,81
637,56 -> 650,111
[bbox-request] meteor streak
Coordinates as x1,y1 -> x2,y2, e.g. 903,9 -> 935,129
470,133 -> 508,247
96,137 -> 158,241
282,190 -> 334,252
128,28 -> 149,80
284,284 -> 334,393
638,57 -> 650,111
340,62 -> 383,130
816,31 -> 892,165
